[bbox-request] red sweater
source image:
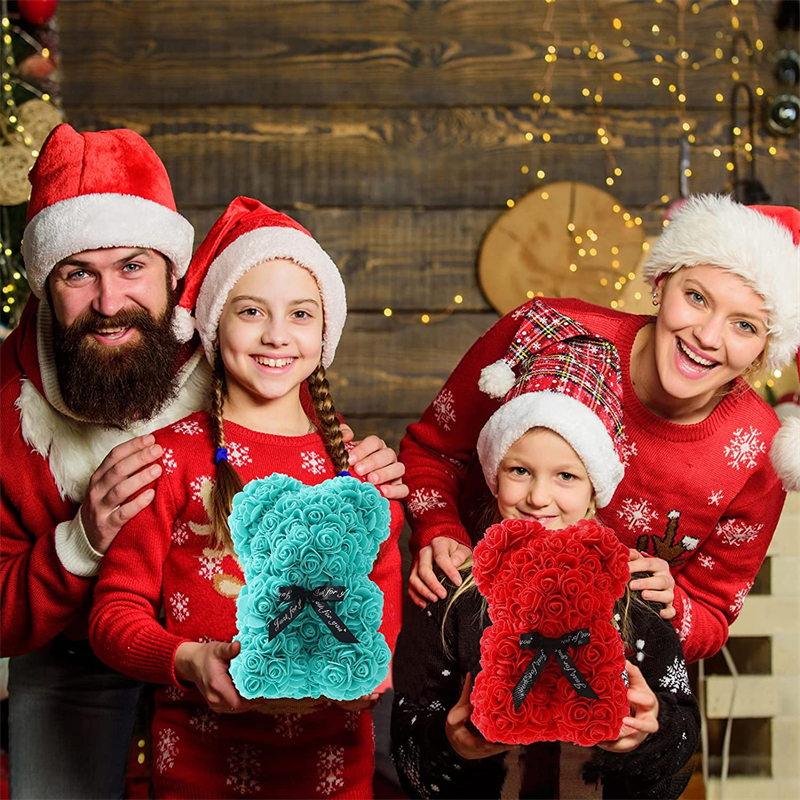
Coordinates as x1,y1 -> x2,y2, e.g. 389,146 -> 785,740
90,410 -> 404,799
401,298 -> 785,663
0,298 -> 207,656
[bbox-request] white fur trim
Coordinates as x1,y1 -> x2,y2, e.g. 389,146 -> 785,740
23,193 -> 194,298
770,416 -> 800,493
478,360 -> 516,399
775,399 -> 800,424
172,305 -> 196,343
17,350 -> 210,502
476,392 -> 624,507
194,227 -> 346,368
54,512 -> 102,577
643,195 -> 800,371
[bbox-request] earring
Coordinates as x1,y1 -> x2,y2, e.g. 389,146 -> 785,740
652,290 -> 660,306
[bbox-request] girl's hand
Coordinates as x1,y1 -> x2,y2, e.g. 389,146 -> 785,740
408,538 -> 473,607
339,425 -> 408,500
333,693 -> 381,712
174,640 -> 260,714
597,662 -> 659,753
446,674 -> 514,760
628,549 -> 676,619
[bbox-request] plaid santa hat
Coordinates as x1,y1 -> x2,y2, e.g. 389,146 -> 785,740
22,124 -> 193,298
174,196 -> 346,369
477,301 -> 625,508
643,194 -> 800,493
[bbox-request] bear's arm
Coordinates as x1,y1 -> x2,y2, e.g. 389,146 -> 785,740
390,586 -> 507,799
593,606 -> 700,799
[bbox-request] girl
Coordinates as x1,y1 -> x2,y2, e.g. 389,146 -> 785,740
90,197 -> 404,799
402,196 -> 800,662
392,322 -> 699,799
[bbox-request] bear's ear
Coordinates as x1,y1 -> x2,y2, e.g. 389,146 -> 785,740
333,476 -> 391,562
229,473 -> 303,559
472,519 -> 536,596
575,519 -> 631,597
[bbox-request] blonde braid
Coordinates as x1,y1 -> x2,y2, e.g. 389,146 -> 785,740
208,351 -> 244,548
306,363 -> 349,474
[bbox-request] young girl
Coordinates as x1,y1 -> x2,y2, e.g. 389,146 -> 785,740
403,196 -> 800,663
392,318 -> 699,799
89,197 -> 404,799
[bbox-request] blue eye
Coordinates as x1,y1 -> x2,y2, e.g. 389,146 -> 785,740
736,320 -> 756,334
68,270 -> 88,281
687,290 -> 704,305
122,262 -> 143,273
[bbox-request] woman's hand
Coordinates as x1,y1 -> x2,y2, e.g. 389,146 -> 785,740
408,538 -> 473,607
339,425 -> 408,500
597,662 -> 660,753
174,640 -> 260,714
628,549 -> 676,619
445,674 -> 514,760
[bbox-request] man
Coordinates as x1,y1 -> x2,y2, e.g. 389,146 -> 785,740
1,124 -> 405,798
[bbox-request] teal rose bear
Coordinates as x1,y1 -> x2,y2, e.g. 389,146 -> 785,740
228,474 -> 391,701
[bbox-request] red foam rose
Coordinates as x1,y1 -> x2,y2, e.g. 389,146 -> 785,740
471,518 -> 630,747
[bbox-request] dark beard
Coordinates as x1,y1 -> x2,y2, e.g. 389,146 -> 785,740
51,295 -> 183,428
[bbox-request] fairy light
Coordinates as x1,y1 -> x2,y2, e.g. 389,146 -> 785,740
525,132 -> 534,141
506,199 -> 515,208
541,191 -> 549,200
536,170 -> 545,179
768,146 -> 777,156
421,314 -> 430,324
521,165 -> 529,174
542,132 -> 551,142
454,295 -> 463,304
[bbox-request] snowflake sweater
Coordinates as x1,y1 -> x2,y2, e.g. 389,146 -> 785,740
401,298 -> 786,663
0,298 -> 209,656
391,583 -> 700,800
89,410 -> 404,800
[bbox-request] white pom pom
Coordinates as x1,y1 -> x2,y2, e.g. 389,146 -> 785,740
771,416 -> 800,493
478,360 -> 516,399
172,305 -> 196,343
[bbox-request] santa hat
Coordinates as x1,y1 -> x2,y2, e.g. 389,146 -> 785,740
642,194 -> 800,374
174,197 -> 346,369
22,124 -> 193,298
477,300 -> 625,508
771,390 -> 800,493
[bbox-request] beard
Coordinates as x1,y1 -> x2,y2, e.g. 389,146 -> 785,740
51,291 -> 183,428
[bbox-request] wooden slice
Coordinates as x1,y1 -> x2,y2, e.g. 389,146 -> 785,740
0,142 -> 35,206
478,181 -> 647,315
17,99 -> 63,148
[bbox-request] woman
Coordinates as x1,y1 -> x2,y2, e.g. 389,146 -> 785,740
401,195 -> 800,662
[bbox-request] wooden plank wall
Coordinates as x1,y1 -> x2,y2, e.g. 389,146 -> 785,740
57,0 -> 800,447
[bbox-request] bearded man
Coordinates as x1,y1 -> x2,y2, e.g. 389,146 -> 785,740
0,124 -> 405,799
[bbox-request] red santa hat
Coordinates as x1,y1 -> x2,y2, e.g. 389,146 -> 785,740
771,390 -> 800,493
642,194 -> 800,374
22,124 -> 193,298
174,196 -> 346,369
477,301 -> 625,508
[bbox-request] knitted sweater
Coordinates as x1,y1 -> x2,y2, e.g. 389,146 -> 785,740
400,298 -> 785,663
90,410 -> 404,800
0,298 -> 209,656
391,583 -> 699,800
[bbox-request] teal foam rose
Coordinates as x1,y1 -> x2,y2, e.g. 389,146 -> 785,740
229,474 -> 392,700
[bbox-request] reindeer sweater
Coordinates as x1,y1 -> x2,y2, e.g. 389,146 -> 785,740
90,410 -> 404,800
401,298 -> 785,663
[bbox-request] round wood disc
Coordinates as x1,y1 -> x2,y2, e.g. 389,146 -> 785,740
17,98 -> 63,148
0,142 -> 35,206
478,181 -> 647,315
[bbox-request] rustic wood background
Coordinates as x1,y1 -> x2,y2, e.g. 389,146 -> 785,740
58,0 -> 800,448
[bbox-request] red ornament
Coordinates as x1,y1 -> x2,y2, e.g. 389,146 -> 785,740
18,0 -> 58,26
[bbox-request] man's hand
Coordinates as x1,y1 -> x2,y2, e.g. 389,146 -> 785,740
174,640 -> 261,714
597,662 -> 659,753
408,537 -> 473,607
445,674 -> 513,760
628,549 -> 676,619
80,434 -> 164,554
340,424 -> 408,500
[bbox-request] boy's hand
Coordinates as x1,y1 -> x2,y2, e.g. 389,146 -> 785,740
408,537 -> 472,607
628,549 -> 676,619
597,662 -> 659,753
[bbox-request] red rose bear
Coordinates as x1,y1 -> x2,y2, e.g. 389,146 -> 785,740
471,516 -> 631,747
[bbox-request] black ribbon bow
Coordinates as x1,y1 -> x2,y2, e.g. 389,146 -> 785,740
268,585 -> 359,644
512,628 -> 598,710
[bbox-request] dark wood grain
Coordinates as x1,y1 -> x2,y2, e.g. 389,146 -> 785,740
58,0 -> 783,109
66,105 -> 800,208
